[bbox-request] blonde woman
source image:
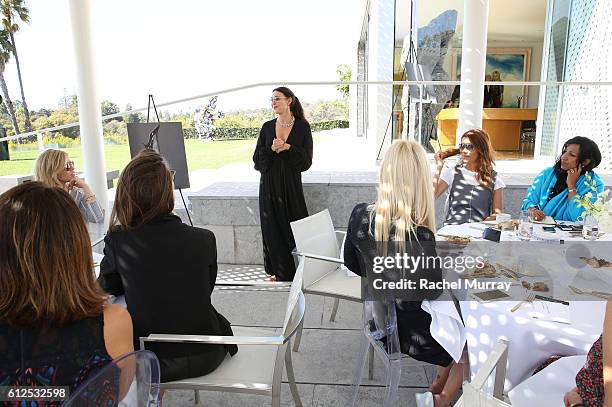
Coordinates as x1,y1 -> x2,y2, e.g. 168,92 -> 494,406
34,149 -> 104,223
343,140 -> 463,407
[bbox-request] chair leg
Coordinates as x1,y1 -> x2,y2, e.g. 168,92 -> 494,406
194,390 -> 200,404
292,315 -> 304,352
285,345 -> 303,407
329,298 -> 340,322
382,361 -> 402,407
368,343 -> 375,380
349,334 -> 371,407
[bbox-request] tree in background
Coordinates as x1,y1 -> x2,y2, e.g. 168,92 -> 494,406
101,100 -> 121,121
1,0 -> 31,132
125,103 -> 145,123
194,96 -> 223,140
0,29 -> 18,134
336,64 -> 351,99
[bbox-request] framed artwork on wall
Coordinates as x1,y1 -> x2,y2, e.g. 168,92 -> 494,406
451,47 -> 531,108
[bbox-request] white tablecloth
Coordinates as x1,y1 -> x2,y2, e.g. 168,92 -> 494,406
436,222 -> 609,392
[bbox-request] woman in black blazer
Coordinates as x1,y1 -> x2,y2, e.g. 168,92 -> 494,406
98,149 -> 237,382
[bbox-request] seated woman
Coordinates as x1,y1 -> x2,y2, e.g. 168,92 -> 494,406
0,182 -> 133,400
98,149 -> 237,383
343,140 -> 464,407
434,128 -> 505,225
34,149 -> 104,223
563,300 -> 612,407
522,136 -> 603,222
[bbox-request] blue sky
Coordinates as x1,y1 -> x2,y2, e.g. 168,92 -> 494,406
5,0 -> 362,112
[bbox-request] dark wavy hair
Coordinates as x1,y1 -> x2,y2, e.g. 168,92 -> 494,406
0,182 -> 105,328
549,136 -> 601,197
440,128 -> 496,190
273,86 -> 308,124
553,136 -> 601,173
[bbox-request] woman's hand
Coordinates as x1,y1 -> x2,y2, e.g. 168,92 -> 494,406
563,388 -> 583,406
567,165 -> 582,189
271,138 -> 285,152
529,207 -> 546,221
72,175 -> 87,189
434,151 -> 445,167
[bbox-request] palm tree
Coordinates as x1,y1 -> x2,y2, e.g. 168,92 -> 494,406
1,0 -> 30,132
0,29 -> 19,135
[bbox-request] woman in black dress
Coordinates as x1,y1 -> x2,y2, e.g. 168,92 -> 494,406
253,87 -> 313,281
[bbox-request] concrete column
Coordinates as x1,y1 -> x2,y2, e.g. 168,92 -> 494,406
458,0 -> 490,138
68,0 -> 108,222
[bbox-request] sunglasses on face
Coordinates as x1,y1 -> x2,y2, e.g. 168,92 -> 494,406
65,160 -> 75,170
459,143 -> 474,151
270,96 -> 288,103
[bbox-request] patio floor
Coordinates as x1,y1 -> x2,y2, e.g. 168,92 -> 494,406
161,264 -> 439,406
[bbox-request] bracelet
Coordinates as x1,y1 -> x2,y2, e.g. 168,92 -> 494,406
569,403 -> 584,407
568,188 -> 577,193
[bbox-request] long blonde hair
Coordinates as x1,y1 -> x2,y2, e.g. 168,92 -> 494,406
34,149 -> 68,189
372,140 -> 436,254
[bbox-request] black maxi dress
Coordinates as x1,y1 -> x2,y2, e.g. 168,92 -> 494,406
253,118 -> 313,281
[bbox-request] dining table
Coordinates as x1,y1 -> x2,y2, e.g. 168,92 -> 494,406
436,221 -> 612,393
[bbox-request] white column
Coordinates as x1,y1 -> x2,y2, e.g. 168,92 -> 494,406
367,0 -> 395,162
458,0 -> 490,138
68,0 -> 108,221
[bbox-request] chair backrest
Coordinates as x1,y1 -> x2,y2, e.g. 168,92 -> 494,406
282,257 -> 306,339
291,209 -> 340,287
363,299 -> 401,361
63,350 -> 160,406
459,339 -> 510,406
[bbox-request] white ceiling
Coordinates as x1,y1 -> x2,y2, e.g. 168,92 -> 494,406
396,0 -> 547,43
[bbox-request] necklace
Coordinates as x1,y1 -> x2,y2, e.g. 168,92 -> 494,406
277,116 -> 295,128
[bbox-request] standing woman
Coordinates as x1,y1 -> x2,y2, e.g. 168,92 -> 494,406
34,149 -> 104,223
253,87 -> 313,281
433,128 -> 505,225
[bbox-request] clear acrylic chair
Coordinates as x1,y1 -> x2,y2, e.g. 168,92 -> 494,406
63,350 -> 161,406
350,299 -> 402,407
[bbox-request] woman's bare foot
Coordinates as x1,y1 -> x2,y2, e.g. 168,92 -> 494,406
429,363 -> 453,394
266,275 -> 278,281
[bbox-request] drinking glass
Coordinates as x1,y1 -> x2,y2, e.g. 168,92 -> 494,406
516,210 -> 533,241
582,214 -> 600,240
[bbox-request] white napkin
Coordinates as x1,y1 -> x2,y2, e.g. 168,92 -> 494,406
421,300 -> 466,362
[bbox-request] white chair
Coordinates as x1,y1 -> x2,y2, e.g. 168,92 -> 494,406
140,262 -> 306,407
290,209 -> 362,351
454,339 -> 511,407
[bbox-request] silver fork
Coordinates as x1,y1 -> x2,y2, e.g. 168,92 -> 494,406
568,285 -> 611,299
511,292 -> 536,312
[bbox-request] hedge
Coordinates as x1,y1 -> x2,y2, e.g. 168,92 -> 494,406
204,119 -> 349,140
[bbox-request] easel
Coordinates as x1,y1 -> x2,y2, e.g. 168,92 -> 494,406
146,94 -> 193,226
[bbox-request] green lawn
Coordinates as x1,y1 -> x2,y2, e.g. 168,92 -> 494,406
0,139 -> 258,177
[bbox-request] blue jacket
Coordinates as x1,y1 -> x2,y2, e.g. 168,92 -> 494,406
522,166 -> 604,221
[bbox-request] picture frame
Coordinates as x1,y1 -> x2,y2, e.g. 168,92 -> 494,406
451,47 -> 531,108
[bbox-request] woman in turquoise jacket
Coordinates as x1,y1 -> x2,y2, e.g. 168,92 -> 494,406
522,136 -> 603,222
